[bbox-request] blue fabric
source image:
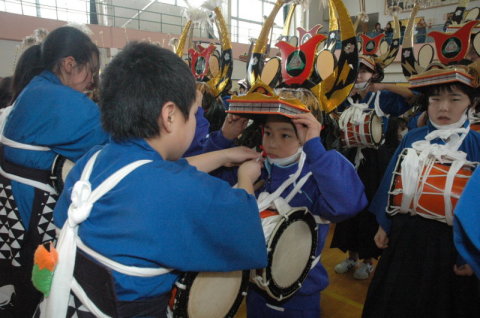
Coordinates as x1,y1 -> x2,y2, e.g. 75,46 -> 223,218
454,167 -> 480,278
247,288 -> 321,318
183,106 -> 233,157
216,137 -> 367,310
54,138 -> 268,301
3,70 -> 109,228
369,121 -> 480,233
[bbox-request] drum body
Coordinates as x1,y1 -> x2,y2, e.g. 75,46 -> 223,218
169,271 -> 249,318
387,149 -> 477,221
340,109 -> 383,148
471,120 -> 480,133
50,155 -> 75,193
252,207 -> 318,301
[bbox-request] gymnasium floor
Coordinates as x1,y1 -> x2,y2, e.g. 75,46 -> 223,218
235,224 -> 374,318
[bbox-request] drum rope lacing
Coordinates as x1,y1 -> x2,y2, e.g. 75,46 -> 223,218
39,151 -> 173,318
389,126 -> 477,225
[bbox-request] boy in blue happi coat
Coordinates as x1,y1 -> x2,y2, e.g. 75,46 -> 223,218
39,42 -> 268,317
222,85 -> 368,318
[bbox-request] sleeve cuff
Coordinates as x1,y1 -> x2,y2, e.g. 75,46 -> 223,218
210,130 -> 234,149
303,137 -> 326,164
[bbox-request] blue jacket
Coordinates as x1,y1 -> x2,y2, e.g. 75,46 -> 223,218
454,166 -> 480,278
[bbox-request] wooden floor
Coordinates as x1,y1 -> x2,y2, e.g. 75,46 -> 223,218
235,224 -> 375,318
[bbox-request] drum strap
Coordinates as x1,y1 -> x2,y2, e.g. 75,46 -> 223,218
257,152 -> 309,212
0,146 -> 57,194
41,151 -> 155,318
0,105 -> 50,152
373,91 -> 388,118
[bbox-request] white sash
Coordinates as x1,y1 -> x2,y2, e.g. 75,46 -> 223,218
41,151 -> 158,318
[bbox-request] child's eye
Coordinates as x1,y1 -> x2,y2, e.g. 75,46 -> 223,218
282,134 -> 292,139
264,131 -> 271,136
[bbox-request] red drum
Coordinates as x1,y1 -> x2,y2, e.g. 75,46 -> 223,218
50,155 -> 75,193
387,148 -> 478,222
471,121 -> 480,133
339,109 -> 383,148
168,271 -> 249,318
251,207 -> 317,301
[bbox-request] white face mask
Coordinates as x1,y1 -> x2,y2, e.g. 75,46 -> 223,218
354,81 -> 370,91
267,147 -> 303,167
430,112 -> 468,130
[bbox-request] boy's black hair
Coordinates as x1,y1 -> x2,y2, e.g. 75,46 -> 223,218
0,76 -> 12,109
41,26 -> 99,73
11,44 -> 44,103
100,42 -> 197,140
415,82 -> 479,112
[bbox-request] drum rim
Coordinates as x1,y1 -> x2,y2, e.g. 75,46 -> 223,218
50,154 -> 67,193
261,208 -> 318,300
170,270 -> 249,318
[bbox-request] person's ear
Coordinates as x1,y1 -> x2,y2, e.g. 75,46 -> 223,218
60,56 -> 76,74
160,102 -> 176,133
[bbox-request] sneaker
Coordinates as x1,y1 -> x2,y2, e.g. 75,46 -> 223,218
353,262 -> 374,280
334,258 -> 357,274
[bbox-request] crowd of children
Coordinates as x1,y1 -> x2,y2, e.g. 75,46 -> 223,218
0,0 -> 479,317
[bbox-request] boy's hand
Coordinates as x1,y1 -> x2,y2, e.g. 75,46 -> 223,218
374,226 -> 389,249
222,146 -> 261,167
221,114 -> 249,140
238,159 -> 263,185
453,264 -> 474,276
292,113 -> 322,144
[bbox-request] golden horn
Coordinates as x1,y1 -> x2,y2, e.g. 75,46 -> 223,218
403,3 -> 419,50
282,4 -> 297,37
214,7 -> 231,51
317,0 -> 357,112
248,0 -> 286,86
176,20 -> 192,57
376,12 -> 401,68
207,6 -> 233,97
253,0 -> 285,55
329,0 -> 339,32
401,2 -> 420,79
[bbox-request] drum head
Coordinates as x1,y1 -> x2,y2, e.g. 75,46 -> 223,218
172,271 -> 248,318
272,220 -> 313,287
263,208 -> 317,300
370,113 -> 384,145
